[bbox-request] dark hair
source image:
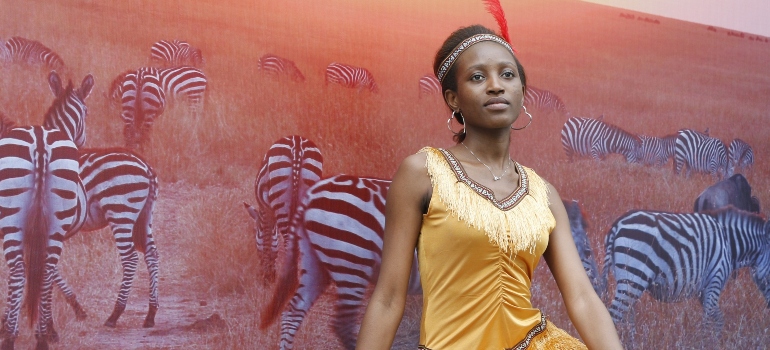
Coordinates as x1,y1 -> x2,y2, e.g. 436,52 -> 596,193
433,25 -> 527,142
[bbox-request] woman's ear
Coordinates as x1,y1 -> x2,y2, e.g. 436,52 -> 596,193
444,89 -> 459,111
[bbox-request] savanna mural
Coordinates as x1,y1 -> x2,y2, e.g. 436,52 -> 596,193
0,0 -> 768,349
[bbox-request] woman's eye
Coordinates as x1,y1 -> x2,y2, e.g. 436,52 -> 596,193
502,71 -> 515,78
471,74 -> 484,81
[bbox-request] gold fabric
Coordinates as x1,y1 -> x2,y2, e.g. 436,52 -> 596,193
416,147 -> 582,349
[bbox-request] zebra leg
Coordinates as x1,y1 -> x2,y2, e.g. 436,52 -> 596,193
36,262 -> 59,347
278,242 -> 329,350
52,266 -> 87,320
332,283 -> 369,350
104,249 -> 140,328
142,244 -> 160,328
1,260 -> 25,346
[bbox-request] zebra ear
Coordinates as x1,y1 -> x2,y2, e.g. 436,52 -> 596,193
243,202 -> 259,220
79,74 -> 94,100
48,70 -> 63,97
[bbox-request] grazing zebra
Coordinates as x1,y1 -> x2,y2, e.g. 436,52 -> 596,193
638,134 -> 677,166
560,116 -> 641,163
727,138 -> 753,175
418,74 -> 441,99
325,62 -> 378,93
257,54 -> 305,82
673,128 -> 727,179
0,71 -> 93,349
243,135 -> 323,282
150,39 -> 204,67
260,175 -> 421,350
602,208 -> 770,338
54,148 -> 160,328
562,199 -> 602,295
118,66 -> 207,149
524,85 -> 567,113
3,37 -> 65,70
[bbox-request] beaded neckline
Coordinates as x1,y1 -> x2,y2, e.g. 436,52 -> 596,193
438,148 -> 529,211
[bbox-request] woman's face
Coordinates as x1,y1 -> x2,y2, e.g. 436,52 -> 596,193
445,41 -> 524,132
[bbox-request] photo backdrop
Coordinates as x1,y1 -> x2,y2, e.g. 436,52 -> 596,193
0,0 -> 768,348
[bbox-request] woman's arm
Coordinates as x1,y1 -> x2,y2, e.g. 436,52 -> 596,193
356,153 -> 431,350
542,183 -> 623,350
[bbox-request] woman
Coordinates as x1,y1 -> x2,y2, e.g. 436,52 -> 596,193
356,25 -> 623,349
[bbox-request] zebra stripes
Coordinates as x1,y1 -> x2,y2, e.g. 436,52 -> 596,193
257,54 -> 305,82
325,62 -> 378,93
727,138 -> 753,175
244,135 -> 323,282
638,134 -> 677,166
2,37 -> 64,70
57,148 -> 160,328
0,72 -> 92,348
117,66 -> 207,149
562,199 -> 602,295
602,207 -> 770,335
560,116 -> 641,163
418,74 -> 441,98
150,39 -> 204,67
524,85 -> 567,112
260,175 -> 421,350
673,128 -> 727,179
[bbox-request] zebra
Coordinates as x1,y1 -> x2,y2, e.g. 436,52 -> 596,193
150,39 -> 204,67
325,62 -> 378,93
257,54 -> 305,82
602,207 -> 770,339
120,68 -> 165,150
562,199 -> 602,295
243,135 -> 323,283
727,138 -> 753,175
560,116 -> 641,163
118,66 -> 207,149
260,175 -> 421,350
53,148 -> 160,329
524,85 -> 567,113
418,74 -> 441,99
2,37 -> 65,70
638,134 -> 677,166
673,128 -> 727,179
0,71 -> 93,349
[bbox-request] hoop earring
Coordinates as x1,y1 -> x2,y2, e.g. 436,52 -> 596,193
447,110 -> 465,135
512,105 -> 532,130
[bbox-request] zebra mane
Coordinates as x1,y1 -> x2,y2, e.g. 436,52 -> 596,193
703,205 -> 767,222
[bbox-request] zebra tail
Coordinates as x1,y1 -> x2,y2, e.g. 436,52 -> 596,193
259,206 -> 304,329
132,167 -> 158,254
24,167 -> 50,327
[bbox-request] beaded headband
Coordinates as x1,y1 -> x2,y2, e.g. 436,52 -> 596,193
436,33 -> 515,84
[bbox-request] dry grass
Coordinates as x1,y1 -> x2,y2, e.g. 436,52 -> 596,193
0,0 -> 768,348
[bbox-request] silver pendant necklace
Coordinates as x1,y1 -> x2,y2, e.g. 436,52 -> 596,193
461,142 -> 512,181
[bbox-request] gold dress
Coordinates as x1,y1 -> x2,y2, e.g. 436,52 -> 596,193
417,147 -> 587,350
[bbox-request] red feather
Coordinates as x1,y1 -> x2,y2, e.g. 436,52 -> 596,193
483,0 -> 513,46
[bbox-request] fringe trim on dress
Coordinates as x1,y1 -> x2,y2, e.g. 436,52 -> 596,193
421,147 -> 555,254
527,321 -> 588,350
